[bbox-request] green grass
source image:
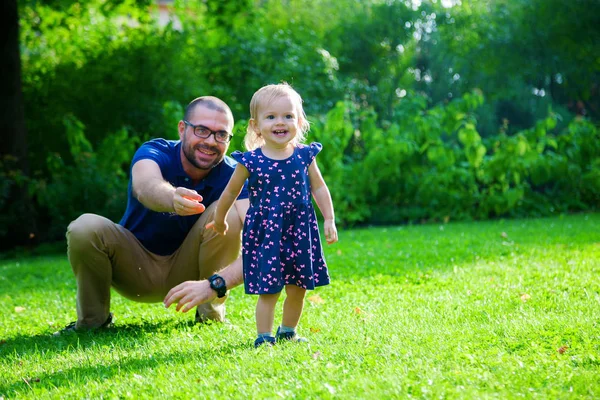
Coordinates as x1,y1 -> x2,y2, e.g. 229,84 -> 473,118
1,213 -> 599,399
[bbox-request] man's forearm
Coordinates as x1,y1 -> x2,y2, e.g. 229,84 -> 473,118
217,256 -> 243,289
135,179 -> 177,213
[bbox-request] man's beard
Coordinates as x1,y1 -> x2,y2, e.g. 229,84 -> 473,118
183,140 -> 224,170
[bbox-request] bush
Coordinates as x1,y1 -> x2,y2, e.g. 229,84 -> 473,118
306,91 -> 598,226
33,115 -> 137,240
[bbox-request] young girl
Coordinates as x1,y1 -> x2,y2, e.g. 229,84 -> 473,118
206,83 -> 338,347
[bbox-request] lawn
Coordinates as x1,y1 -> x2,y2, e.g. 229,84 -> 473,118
1,213 -> 599,399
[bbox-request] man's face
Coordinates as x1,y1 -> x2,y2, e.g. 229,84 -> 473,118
179,105 -> 232,171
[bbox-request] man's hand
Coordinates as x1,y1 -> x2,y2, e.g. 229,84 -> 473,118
205,220 -> 229,235
173,187 -> 205,216
163,280 -> 216,312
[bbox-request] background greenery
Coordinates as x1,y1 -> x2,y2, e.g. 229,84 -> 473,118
2,0 -> 599,249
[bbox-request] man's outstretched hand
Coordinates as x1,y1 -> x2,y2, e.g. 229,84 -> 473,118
163,280 -> 216,313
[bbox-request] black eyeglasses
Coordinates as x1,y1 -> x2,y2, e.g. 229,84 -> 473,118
183,120 -> 232,143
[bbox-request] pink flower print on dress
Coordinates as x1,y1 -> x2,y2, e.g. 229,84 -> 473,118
231,144 -> 329,295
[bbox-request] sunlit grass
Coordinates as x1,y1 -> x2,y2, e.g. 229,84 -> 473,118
1,213 -> 599,399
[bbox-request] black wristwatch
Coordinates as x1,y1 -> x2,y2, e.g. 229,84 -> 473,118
208,274 -> 227,298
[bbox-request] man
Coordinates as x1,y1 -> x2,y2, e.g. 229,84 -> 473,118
58,96 -> 249,333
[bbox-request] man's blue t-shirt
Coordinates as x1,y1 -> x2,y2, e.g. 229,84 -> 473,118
119,139 -> 248,256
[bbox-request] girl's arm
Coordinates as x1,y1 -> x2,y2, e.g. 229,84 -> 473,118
206,163 -> 250,235
308,160 -> 338,244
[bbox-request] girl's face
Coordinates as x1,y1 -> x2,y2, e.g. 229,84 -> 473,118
253,95 -> 300,148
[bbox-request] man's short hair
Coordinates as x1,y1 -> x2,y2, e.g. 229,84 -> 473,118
184,96 -> 233,126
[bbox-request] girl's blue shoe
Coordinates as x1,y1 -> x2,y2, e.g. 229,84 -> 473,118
276,327 -> 308,343
254,335 -> 276,348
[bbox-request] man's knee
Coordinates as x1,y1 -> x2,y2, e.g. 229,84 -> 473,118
67,213 -> 110,246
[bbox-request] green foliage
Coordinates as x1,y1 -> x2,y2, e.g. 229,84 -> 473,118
21,0 -> 186,173
34,115 -> 137,239
0,156 -> 33,239
10,0 -> 600,245
426,0 -> 600,133
309,101 -> 364,224
307,91 -> 598,226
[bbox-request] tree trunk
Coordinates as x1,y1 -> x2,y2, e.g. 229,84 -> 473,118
0,0 -> 38,250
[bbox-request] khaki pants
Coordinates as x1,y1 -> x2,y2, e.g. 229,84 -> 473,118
66,202 -> 242,328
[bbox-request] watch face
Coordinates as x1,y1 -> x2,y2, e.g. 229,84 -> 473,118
210,275 -> 225,288
209,274 -> 227,298
213,277 -> 224,288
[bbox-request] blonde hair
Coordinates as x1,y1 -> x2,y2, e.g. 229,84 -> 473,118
245,83 -> 310,151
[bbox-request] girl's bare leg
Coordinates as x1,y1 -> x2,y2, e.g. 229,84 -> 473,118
281,285 -> 307,328
256,292 -> 281,335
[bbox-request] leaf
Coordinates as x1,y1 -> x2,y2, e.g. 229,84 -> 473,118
557,346 -> 568,354
520,293 -> 531,302
308,295 -> 325,304
353,307 -> 362,315
310,327 -> 321,333
14,306 -> 26,313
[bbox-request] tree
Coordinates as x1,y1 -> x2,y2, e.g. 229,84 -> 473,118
0,0 -> 38,249
425,0 -> 600,132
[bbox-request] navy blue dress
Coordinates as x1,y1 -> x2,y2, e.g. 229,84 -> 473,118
232,142 -> 331,295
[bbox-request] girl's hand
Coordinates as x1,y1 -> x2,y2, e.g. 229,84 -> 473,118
206,220 -> 229,235
324,219 -> 338,244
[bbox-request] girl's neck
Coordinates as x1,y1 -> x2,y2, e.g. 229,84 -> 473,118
261,143 -> 295,160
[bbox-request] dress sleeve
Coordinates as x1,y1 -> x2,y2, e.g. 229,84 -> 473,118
307,142 -> 323,164
231,150 -> 251,172
230,151 -> 250,200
